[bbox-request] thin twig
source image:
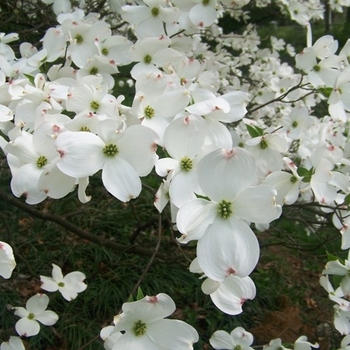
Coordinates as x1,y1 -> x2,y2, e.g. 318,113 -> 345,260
128,213 -> 163,300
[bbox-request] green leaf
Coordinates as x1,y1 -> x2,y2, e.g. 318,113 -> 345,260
246,124 -> 264,138
297,166 -> 314,183
326,251 -> 340,262
318,87 -> 333,99
136,286 -> 144,300
24,73 -> 35,86
344,193 -> 350,206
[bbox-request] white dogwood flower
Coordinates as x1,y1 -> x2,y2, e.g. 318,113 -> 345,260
103,293 -> 199,349
40,263 -> 87,301
14,294 -> 59,337
210,326 -> 254,350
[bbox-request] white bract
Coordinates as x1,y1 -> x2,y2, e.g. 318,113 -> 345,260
0,241 -> 16,279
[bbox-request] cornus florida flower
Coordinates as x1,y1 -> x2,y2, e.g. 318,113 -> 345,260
121,0 -> 180,39
245,132 -> 289,179
210,326 -> 254,350
295,33 -> 342,88
40,263 -> 87,301
263,157 -> 304,205
0,241 -> 16,279
129,36 -> 182,80
14,293 -> 59,337
155,113 -> 207,208
101,293 -> 199,349
0,336 -> 25,350
5,125 -> 75,205
55,120 -> 158,202
177,147 -> 281,281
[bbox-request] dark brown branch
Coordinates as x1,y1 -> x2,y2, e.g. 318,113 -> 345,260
0,190 -> 170,260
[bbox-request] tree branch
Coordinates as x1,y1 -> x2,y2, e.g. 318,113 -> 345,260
0,190 -> 170,260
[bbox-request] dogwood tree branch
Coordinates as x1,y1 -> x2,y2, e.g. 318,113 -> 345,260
0,189 -> 171,260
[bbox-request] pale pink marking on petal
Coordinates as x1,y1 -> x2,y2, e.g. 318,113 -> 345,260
226,267 -> 237,276
224,148 -> 236,159
148,296 -> 158,303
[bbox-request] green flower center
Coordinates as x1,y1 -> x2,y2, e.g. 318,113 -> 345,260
75,34 -> 84,44
260,139 -> 268,149
144,105 -> 155,119
202,0 -> 210,5
180,156 -> 193,171
133,320 -> 147,337
218,200 -> 232,219
290,175 -> 298,183
37,155 -> 48,168
143,54 -> 152,64
234,346 -> 242,350
313,64 -> 321,72
101,47 -> 109,56
103,144 -> 119,157
292,121 -> 298,128
28,312 -> 35,320
80,126 -> 91,132
151,7 -> 159,16
90,101 -> 100,111
89,67 -> 98,75
58,282 -> 65,287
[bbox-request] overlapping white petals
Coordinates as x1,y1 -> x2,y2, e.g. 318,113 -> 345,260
209,275 -> 256,315
176,199 -> 217,243
197,147 -> 256,202
210,327 -> 254,350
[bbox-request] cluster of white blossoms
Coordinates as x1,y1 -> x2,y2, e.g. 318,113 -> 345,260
2,0 -> 350,348
0,264 -> 86,349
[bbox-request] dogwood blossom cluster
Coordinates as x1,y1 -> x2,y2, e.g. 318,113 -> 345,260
0,262 -> 87,348
209,327 -> 319,350
2,0 -> 350,348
